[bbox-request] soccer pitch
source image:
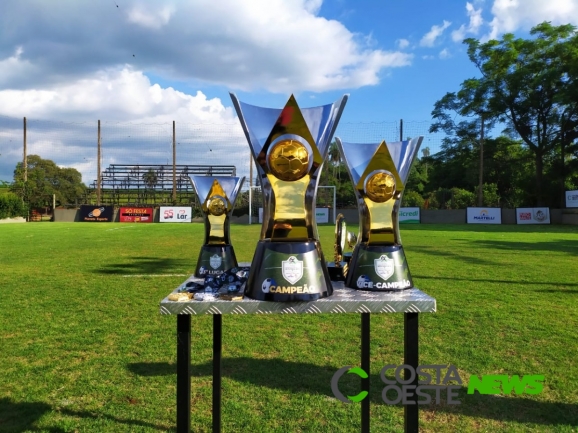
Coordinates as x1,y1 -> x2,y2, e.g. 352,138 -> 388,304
0,223 -> 577,432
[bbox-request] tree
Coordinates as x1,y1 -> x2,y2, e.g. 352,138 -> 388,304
142,169 -> 158,189
431,22 -> 578,206
12,155 -> 86,208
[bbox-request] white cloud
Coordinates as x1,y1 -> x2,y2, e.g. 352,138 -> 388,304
0,0 -> 412,94
452,2 -> 484,42
396,38 -> 410,49
439,48 -> 451,59
422,55 -> 435,60
0,68 -> 235,123
486,0 -> 578,40
420,20 -> 452,47
127,5 -> 174,30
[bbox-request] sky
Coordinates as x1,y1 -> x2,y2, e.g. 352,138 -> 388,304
1,0 -> 578,185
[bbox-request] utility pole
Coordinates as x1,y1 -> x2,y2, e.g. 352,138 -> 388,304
172,121 -> 176,204
477,114 -> 485,207
97,120 -> 101,205
23,117 -> 27,181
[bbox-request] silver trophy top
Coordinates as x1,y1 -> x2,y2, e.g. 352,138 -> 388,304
230,93 -> 348,160
335,138 -> 423,187
190,175 -> 245,204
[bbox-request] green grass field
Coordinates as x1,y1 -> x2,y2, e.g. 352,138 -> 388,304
1,222 -> 577,432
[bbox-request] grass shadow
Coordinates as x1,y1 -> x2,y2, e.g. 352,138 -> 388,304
0,397 -> 171,433
127,360 -> 577,426
474,239 -> 578,256
94,256 -> 190,275
413,275 -> 578,287
409,246 -> 499,266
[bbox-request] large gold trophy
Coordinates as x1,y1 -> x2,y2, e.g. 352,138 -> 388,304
190,175 -> 245,278
335,137 -> 423,291
231,93 -> 348,301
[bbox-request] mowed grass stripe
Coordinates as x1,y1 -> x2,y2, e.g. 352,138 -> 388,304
0,223 -> 577,432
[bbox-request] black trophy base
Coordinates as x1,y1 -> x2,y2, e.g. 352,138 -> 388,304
345,243 -> 413,291
195,244 -> 238,278
246,240 -> 332,302
327,261 -> 348,281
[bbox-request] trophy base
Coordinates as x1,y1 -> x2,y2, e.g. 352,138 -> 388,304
246,240 -> 333,301
345,244 -> 413,291
327,261 -> 348,281
195,244 -> 239,278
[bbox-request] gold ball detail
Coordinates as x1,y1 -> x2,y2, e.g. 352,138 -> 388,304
268,139 -> 310,181
365,172 -> 396,203
208,197 -> 226,216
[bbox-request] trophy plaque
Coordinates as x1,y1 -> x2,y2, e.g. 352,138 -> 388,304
326,213 -> 349,281
231,93 -> 348,301
190,175 -> 245,278
336,137 -> 423,291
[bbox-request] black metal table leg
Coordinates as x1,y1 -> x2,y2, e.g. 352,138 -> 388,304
213,314 -> 222,433
361,313 -> 370,433
404,312 -> 419,433
177,314 -> 191,433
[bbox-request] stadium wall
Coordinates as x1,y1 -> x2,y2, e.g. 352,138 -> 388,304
53,208 -> 578,225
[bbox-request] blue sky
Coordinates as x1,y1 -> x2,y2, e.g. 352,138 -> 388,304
0,0 -> 577,183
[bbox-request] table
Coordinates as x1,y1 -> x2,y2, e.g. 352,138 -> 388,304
160,277 -> 436,433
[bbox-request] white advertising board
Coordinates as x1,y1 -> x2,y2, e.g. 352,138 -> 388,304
467,207 -> 502,224
259,207 -> 329,223
399,207 -> 420,223
566,190 -> 578,208
516,207 -> 550,224
315,208 -> 329,224
159,206 -> 192,223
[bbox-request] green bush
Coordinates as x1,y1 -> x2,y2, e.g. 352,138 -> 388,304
450,187 -> 476,209
0,193 -> 28,219
401,190 -> 425,208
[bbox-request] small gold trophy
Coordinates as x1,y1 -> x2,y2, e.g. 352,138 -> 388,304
231,93 -> 348,301
190,175 -> 245,278
335,137 -> 423,291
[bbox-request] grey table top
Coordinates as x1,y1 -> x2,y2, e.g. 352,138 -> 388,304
160,275 -> 436,316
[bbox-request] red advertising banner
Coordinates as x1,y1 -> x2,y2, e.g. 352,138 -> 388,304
119,207 -> 154,223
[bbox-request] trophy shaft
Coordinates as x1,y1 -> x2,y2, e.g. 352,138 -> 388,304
266,175 -> 313,241
205,214 -> 228,245
359,199 -> 399,245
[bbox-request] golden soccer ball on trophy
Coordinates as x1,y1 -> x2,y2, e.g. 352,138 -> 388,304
208,196 -> 226,216
365,171 -> 396,203
268,139 -> 310,181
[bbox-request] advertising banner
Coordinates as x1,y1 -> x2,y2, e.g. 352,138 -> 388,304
467,207 -> 502,224
79,205 -> 114,222
516,207 -> 550,224
315,208 -> 329,224
259,207 -> 329,223
119,207 -> 153,223
566,190 -> 578,208
159,206 -> 192,223
399,207 -> 420,224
